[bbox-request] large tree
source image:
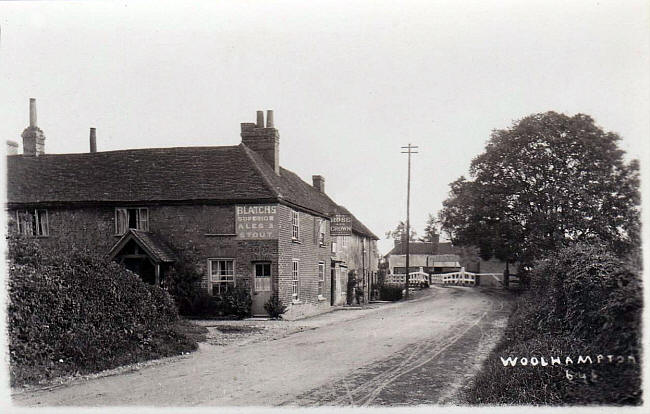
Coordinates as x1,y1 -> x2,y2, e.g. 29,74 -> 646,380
438,111 -> 640,272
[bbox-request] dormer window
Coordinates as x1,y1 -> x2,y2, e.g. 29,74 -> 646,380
115,207 -> 149,235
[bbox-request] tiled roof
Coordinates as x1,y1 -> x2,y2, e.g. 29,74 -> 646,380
242,145 -> 377,239
387,242 -> 437,256
7,145 -> 275,205
107,229 -> 177,263
436,242 -> 457,255
131,230 -> 178,263
334,205 -> 379,240
6,142 -> 379,239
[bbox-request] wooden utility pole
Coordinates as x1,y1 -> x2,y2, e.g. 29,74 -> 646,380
401,143 -> 418,299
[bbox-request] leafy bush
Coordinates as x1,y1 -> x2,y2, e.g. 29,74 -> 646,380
465,243 -> 642,405
7,235 -> 198,386
187,291 -> 222,318
160,248 -> 204,316
379,284 -> 403,301
264,294 -> 288,319
221,286 -> 252,319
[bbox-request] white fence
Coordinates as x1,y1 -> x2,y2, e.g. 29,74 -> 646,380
385,271 -> 429,285
432,269 -> 513,288
431,269 -> 478,286
386,268 -> 516,289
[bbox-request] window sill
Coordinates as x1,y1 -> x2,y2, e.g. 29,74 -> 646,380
291,238 -> 302,244
291,298 -> 302,305
317,295 -> 327,301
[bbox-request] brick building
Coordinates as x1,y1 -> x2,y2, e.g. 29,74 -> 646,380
329,205 -> 379,305
6,100 -> 378,319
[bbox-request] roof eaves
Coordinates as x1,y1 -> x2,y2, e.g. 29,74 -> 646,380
5,197 -> 280,209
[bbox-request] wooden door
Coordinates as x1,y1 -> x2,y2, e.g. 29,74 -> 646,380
252,262 -> 272,316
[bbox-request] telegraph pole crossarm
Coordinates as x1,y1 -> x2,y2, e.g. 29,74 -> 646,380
401,144 -> 418,299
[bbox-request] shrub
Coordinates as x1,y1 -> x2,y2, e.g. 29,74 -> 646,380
160,248 -> 204,317
7,235 -> 197,387
188,291 -> 222,318
379,284 -> 403,301
221,286 -> 252,319
465,242 -> 642,405
264,294 -> 288,319
529,243 -> 642,347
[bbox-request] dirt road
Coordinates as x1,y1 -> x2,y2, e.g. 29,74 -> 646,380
13,286 -> 512,406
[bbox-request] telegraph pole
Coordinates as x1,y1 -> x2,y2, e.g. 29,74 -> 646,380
401,143 -> 418,299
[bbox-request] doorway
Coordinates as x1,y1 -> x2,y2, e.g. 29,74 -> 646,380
252,262 -> 272,316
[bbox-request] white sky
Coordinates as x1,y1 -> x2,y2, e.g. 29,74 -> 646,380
1,0 -> 649,255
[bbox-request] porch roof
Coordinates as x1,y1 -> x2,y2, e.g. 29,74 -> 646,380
107,229 -> 177,264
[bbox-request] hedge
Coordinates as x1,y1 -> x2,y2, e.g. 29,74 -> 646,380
8,236 -> 198,386
465,243 -> 642,405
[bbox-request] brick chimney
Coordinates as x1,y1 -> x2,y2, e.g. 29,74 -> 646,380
241,110 -> 280,175
6,140 -> 18,155
312,175 -> 325,193
21,98 -> 45,156
89,128 -> 97,153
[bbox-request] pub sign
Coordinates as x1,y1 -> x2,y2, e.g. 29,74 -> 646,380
236,205 -> 279,239
330,214 -> 352,236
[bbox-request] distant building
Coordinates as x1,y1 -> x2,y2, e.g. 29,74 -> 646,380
385,239 -> 516,279
6,100 -> 378,319
386,240 -> 461,276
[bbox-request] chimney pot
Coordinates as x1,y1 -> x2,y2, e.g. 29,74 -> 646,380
89,128 -> 97,153
312,175 -> 325,193
6,140 -> 19,156
22,98 -> 45,156
266,110 -> 274,128
256,111 -> 264,128
29,98 -> 37,127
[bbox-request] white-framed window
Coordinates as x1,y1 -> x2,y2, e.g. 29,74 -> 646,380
318,261 -> 325,296
292,259 -> 300,300
209,259 -> 235,295
16,209 -> 49,237
318,219 -> 326,246
292,210 -> 299,240
115,207 -> 149,234
254,262 -> 272,292
331,240 -> 337,254
342,235 -> 348,247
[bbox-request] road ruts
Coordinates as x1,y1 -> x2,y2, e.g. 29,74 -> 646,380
284,292 -> 508,406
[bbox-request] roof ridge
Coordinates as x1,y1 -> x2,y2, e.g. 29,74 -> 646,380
8,145 -> 241,158
239,143 -> 282,200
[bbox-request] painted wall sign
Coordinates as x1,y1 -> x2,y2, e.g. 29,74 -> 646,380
330,214 -> 352,236
236,205 -> 278,239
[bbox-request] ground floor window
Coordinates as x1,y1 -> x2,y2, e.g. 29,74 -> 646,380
318,261 -> 325,296
292,259 -> 300,300
209,259 -> 235,295
254,262 -> 272,292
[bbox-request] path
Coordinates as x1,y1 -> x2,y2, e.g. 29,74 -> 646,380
13,286 -> 512,406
